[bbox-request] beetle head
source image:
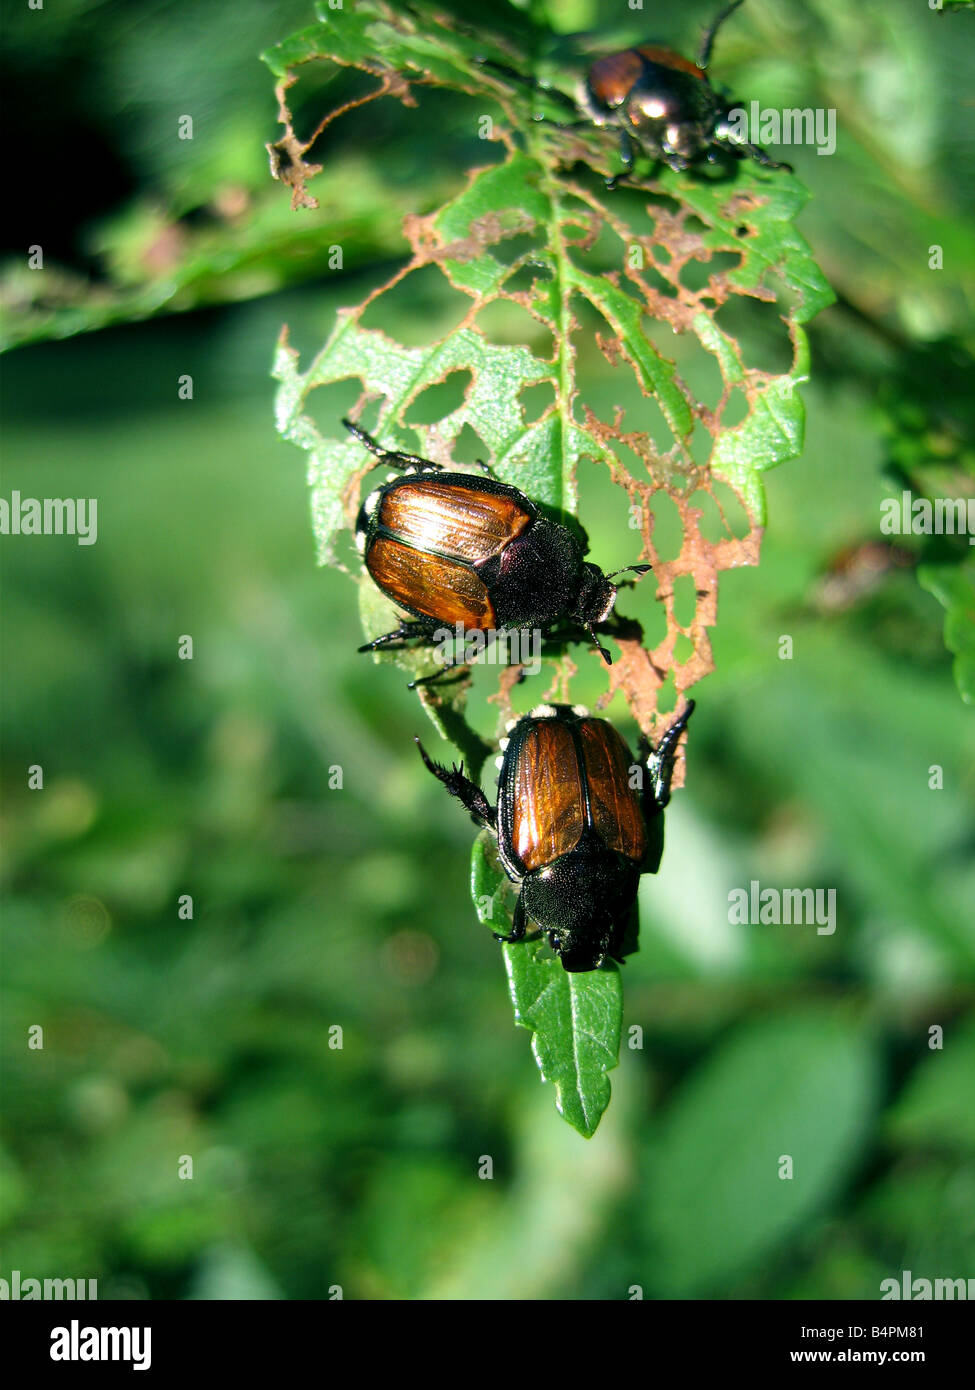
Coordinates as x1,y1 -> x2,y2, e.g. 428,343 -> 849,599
521,840 -> 639,972
550,925 -> 614,973
574,562 -> 618,628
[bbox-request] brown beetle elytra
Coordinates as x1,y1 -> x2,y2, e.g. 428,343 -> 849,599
416,701 -> 695,972
345,419 -> 651,682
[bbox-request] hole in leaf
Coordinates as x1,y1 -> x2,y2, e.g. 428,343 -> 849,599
519,380 -> 555,424
566,219 -> 625,273
577,456 -> 638,562
672,573 -> 697,628
713,295 -> 795,375
305,377 -> 368,438
688,419 -> 716,468
573,304 -> 688,455
641,313 -> 724,411
285,64 -> 382,155
678,250 -> 743,295
688,488 -> 727,544
368,418 -> 425,455
621,249 -> 676,299
450,423 -> 492,467
563,220 -> 593,241
712,480 -> 752,540
639,191 -> 683,223
475,298 -> 553,355
607,436 -> 655,486
655,668 -> 677,714
600,688 -> 637,734
721,387 -> 749,428
647,490 -> 684,563
504,260 -> 552,294
492,233 -> 541,267
626,581 -> 669,649
673,632 -> 695,664
405,370 -> 472,424
360,263 -> 471,346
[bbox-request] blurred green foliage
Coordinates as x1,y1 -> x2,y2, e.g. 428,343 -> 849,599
2,0 -> 974,1299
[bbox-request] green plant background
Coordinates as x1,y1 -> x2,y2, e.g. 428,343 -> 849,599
2,0 -> 973,1299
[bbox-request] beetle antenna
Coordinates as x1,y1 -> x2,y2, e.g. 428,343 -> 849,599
604,563 -> 653,582
698,0 -> 745,70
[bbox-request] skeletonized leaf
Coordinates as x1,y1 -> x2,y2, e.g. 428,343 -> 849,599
269,0 -> 834,1134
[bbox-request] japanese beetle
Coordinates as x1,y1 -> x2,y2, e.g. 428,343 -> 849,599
584,0 -> 792,183
476,0 -> 792,186
345,419 -> 649,676
416,700 -> 694,972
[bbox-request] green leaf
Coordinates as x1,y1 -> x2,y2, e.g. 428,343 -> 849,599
859,1158 -> 975,1276
0,1145 -> 28,1230
643,1013 -> 878,1294
887,1018 -> 975,1152
0,154 -> 445,352
264,2 -> 528,91
918,560 -> 975,704
471,834 -> 622,1138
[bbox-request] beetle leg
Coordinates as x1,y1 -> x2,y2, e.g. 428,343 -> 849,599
586,623 -> 613,665
358,621 -> 432,654
342,418 -> 443,474
728,138 -> 792,171
408,627 -> 502,688
407,660 -> 470,691
414,737 -> 497,829
697,0 -> 745,71
740,142 -> 793,173
606,128 -> 636,191
534,116 -> 592,132
712,126 -> 792,172
639,699 -> 696,816
493,892 -> 530,944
